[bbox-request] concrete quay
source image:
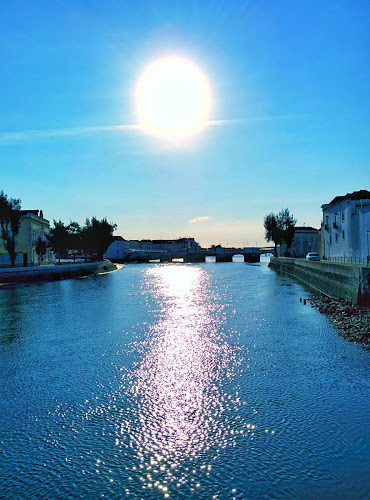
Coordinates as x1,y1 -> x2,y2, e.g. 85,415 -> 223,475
269,257 -> 370,306
0,260 -> 117,284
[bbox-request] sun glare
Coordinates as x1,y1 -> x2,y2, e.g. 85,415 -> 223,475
135,56 -> 212,142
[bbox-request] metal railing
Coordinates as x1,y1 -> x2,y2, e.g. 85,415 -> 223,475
323,256 -> 369,266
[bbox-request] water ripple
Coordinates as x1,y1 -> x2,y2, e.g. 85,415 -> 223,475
119,265 -> 246,495
1,263 -> 369,499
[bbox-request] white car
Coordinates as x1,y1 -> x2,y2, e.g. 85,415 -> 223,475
306,252 -> 320,261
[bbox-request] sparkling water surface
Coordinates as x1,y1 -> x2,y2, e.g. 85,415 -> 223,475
0,262 -> 369,499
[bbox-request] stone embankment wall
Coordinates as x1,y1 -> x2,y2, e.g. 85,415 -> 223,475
0,260 -> 117,284
269,257 -> 370,306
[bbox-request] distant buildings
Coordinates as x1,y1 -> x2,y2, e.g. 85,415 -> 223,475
2,190 -> 369,267
278,226 -> 319,257
286,226 -> 320,258
320,190 -> 370,260
104,237 -> 201,260
276,190 -> 370,261
0,210 -> 52,266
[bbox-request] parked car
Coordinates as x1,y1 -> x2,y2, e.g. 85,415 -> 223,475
306,252 -> 320,261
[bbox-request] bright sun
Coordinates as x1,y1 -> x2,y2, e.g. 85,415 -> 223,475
135,56 -> 212,141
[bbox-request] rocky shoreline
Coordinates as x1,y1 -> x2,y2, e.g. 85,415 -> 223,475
307,294 -> 370,350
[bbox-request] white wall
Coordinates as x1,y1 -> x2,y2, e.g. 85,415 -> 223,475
322,199 -> 370,259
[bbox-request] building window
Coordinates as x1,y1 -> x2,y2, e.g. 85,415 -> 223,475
342,231 -> 345,240
335,233 -> 338,243
329,235 -> 332,245
325,216 -> 329,225
342,212 -> 345,223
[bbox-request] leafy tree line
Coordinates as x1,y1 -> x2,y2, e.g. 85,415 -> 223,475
47,218 -> 117,261
0,190 -> 116,266
264,208 -> 297,255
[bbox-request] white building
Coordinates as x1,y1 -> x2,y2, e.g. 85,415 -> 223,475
104,237 -> 201,260
0,209 -> 53,266
103,237 -> 139,260
287,226 -> 319,258
320,190 -> 370,260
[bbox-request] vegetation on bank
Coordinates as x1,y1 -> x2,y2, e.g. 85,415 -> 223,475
0,190 -> 116,266
48,218 -> 117,261
0,191 -> 22,267
263,208 -> 296,254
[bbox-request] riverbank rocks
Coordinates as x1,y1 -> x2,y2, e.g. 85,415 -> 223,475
308,295 -> 370,350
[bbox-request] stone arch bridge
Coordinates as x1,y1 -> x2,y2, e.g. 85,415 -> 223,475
118,246 -> 276,264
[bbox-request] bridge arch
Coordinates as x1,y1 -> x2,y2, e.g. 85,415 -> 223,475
232,254 -> 245,262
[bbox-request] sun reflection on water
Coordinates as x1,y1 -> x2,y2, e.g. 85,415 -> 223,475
120,265 -> 244,494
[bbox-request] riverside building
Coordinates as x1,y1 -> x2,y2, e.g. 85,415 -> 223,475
320,190 -> 370,261
104,236 -> 201,260
0,209 -> 52,266
279,226 -> 319,258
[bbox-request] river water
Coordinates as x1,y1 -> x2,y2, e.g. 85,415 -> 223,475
0,262 -> 369,499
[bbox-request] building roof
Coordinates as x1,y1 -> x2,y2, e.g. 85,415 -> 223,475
324,190 -> 370,208
144,239 -> 174,244
19,210 -> 49,222
294,226 -> 319,232
20,210 -> 39,216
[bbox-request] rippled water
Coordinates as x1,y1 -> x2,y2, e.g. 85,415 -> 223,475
0,262 -> 369,499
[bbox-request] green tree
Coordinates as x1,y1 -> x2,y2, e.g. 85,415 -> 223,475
277,208 -> 297,253
47,220 -> 69,262
35,237 -> 47,264
67,221 -> 83,254
0,191 -> 22,267
264,208 -> 297,255
81,217 -> 116,260
263,213 -> 282,253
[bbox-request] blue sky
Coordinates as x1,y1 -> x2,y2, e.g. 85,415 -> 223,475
1,0 -> 369,247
